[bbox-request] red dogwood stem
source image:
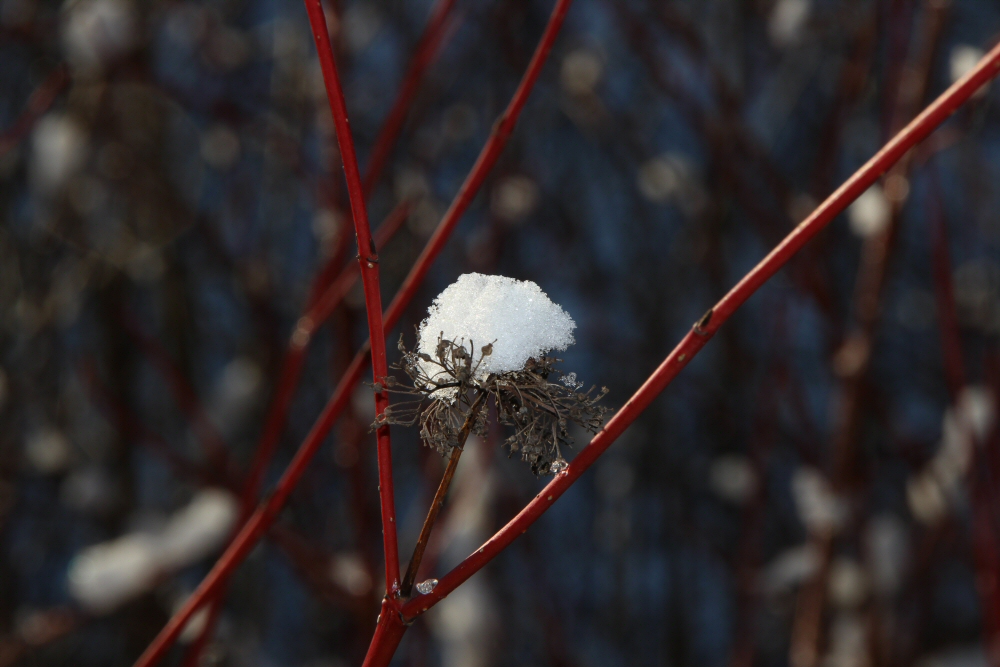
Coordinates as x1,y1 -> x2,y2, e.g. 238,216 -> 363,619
131,0 -> 628,662
401,39 -> 1000,620
380,0 -> 573,331
303,0 -> 400,593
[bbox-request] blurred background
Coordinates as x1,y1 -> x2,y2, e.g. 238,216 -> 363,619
3,0 -> 1000,665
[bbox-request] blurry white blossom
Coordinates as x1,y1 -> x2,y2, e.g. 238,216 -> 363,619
156,489 -> 239,570
865,513 -> 907,598
708,454 -> 758,504
61,0 -> 136,74
67,534 -> 160,613
60,465 -> 117,515
208,357 -> 263,437
637,153 -> 705,215
30,113 -> 88,194
560,49 -> 603,96
828,558 -> 868,609
491,175 -> 539,225
768,0 -> 811,49
67,489 -> 237,613
848,185 -> 891,238
908,386 -> 995,524
792,467 -> 846,533
429,439 -> 498,667
24,427 -> 72,475
824,613 -> 868,667
760,544 -> 819,596
950,45 -> 985,84
173,593 -> 210,643
329,553 -> 372,597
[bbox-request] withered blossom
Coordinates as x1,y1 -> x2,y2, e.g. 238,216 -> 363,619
372,333 -> 610,475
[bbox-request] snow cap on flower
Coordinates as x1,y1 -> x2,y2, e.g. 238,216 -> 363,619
417,273 -> 575,381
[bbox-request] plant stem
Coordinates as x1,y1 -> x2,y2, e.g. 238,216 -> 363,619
361,599 -> 408,667
401,393 -> 486,597
379,0 -> 574,334
401,38 -> 1000,622
303,0 -> 400,594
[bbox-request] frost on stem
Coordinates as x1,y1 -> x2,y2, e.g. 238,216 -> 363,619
371,273 -> 610,475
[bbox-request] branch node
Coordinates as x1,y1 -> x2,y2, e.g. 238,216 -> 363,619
694,308 -> 714,336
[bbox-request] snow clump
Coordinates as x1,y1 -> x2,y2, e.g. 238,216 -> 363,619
417,273 -> 575,384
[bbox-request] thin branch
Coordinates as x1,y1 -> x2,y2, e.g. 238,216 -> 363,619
127,0 -> 694,659
401,393 -> 486,597
303,0 -> 399,596
400,37 -> 1000,622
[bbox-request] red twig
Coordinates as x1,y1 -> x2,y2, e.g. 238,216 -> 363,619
163,200 -> 411,667
304,0 -> 399,596
132,0 -> 574,659
239,198 -> 411,512
132,19 -> 1000,667
379,0 -> 574,334
928,174 -> 1000,663
399,39 -> 1000,622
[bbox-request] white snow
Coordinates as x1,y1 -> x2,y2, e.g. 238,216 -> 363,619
416,273 -> 575,388
66,488 -> 238,613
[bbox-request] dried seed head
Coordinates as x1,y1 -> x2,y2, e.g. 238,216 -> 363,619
371,335 -> 610,475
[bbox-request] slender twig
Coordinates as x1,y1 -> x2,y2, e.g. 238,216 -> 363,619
400,37 -> 1000,623
304,0 -> 399,595
131,0 -> 574,657
789,6 -> 948,666
401,393 -> 486,597
131,26 -> 1000,667
239,198 -> 411,512
928,172 -> 1000,660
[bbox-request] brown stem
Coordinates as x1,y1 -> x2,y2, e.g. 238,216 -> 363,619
401,393 -> 486,597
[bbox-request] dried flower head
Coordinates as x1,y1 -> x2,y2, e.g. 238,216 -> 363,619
370,274 -> 610,474
373,333 -> 609,475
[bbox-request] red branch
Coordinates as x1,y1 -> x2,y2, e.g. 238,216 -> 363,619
399,40 -> 1000,621
132,0 -> 574,660
380,0 -> 573,334
302,0 -> 399,592
130,3 -> 1000,666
